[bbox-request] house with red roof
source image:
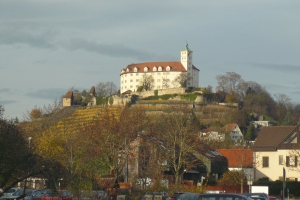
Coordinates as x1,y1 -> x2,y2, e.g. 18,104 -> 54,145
217,149 -> 254,180
120,43 -> 200,94
222,123 -> 244,144
252,125 -> 300,181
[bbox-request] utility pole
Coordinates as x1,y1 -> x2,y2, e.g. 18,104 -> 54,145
283,167 -> 286,200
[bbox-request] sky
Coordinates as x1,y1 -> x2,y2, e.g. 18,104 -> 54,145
0,0 -> 300,120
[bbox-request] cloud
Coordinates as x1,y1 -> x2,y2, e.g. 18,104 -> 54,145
0,88 -> 11,94
25,88 -> 66,100
0,25 -> 56,49
247,62 -> 300,72
0,100 -> 17,105
62,38 -> 157,61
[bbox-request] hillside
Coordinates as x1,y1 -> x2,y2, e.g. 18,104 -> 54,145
132,100 -> 237,125
49,106 -> 123,134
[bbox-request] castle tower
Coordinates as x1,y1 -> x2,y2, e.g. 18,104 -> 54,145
180,43 -> 194,87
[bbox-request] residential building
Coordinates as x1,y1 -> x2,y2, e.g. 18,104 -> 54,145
252,121 -> 276,130
125,135 -> 228,187
120,43 -> 200,94
217,149 -> 254,180
222,124 -> 244,144
63,91 -> 73,107
199,131 -> 225,142
252,125 -> 300,181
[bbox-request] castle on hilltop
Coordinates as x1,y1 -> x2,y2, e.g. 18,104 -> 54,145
120,43 -> 200,94
63,43 -> 201,107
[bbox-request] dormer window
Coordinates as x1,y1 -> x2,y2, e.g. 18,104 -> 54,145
153,66 -> 157,71
144,66 -> 149,72
166,66 -> 171,71
134,67 -> 138,72
126,68 -> 130,72
158,66 -> 163,71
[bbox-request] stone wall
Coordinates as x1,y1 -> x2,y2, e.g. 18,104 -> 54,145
132,88 -> 186,97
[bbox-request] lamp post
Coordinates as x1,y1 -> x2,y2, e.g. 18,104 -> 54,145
247,174 -> 253,193
23,137 -> 32,196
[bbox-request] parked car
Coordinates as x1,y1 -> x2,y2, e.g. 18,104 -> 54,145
42,190 -> 73,200
177,193 -> 200,200
243,193 -> 269,200
92,191 -> 108,200
1,188 -> 19,197
170,192 -> 188,200
0,189 -> 33,200
269,196 -> 279,200
141,192 -> 170,200
196,193 -> 253,200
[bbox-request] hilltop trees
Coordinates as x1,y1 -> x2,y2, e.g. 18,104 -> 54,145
216,72 -> 243,94
96,82 -> 118,97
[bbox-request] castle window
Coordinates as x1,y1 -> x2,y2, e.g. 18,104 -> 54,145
136,79 -> 139,82
153,66 -> 157,71
130,80 -> 133,82
157,72 -> 161,75
131,74 -> 133,76
130,85 -> 133,88
158,66 -> 163,71
144,67 -> 148,72
157,79 -> 160,82
136,73 -> 139,76
125,80 -> 127,83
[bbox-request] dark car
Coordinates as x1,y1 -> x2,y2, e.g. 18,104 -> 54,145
198,193 -> 253,200
141,192 -> 170,200
171,192 -> 188,200
177,193 -> 200,200
243,193 -> 268,200
42,190 -> 73,200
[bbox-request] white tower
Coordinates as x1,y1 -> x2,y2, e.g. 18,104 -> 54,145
180,43 -> 194,87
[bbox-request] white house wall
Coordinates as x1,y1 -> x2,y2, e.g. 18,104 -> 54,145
254,150 -> 300,181
120,71 -> 183,93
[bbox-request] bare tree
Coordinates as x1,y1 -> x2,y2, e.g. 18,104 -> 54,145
216,72 -> 243,93
274,93 -> 291,106
162,78 -> 171,89
95,82 -> 118,97
172,73 -> 187,88
140,74 -> 154,91
153,106 -> 201,185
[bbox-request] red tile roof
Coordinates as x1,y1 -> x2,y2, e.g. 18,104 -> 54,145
217,149 -> 253,168
252,126 -> 298,151
222,124 -> 237,133
121,61 -> 199,75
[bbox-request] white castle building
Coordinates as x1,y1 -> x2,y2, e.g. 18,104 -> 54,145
120,44 -> 200,94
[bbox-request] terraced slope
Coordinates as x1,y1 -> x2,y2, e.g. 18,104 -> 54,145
53,106 -> 122,134
133,100 -> 237,125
